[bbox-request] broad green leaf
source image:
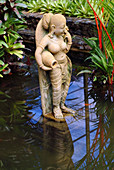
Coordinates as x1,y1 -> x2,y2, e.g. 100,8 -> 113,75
9,50 -> 23,58
0,40 -> 8,48
13,43 -> 25,49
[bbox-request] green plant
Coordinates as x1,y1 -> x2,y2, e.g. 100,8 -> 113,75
27,0 -> 42,12
78,0 -> 114,84
0,60 -> 8,78
84,37 -> 113,84
0,0 -> 26,77
51,0 -> 71,15
40,0 -> 54,13
25,0 -> 94,18
73,0 -> 94,18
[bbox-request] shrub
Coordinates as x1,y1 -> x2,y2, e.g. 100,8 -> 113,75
0,0 -> 26,77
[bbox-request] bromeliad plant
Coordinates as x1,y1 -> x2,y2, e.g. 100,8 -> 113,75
72,0 -> 94,18
25,0 -> 94,18
78,0 -> 114,85
0,0 -> 26,77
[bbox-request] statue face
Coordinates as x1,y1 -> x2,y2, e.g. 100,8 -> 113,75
54,23 -> 66,36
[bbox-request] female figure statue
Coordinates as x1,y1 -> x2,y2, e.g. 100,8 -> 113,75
35,13 -> 74,119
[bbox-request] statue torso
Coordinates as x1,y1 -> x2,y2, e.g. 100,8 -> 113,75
47,35 -> 67,63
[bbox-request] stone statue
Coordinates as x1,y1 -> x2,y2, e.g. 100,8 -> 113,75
35,13 -> 75,120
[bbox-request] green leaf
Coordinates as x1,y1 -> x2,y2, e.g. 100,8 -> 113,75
88,37 -> 98,41
93,76 -> 97,82
3,35 -> 7,42
91,53 -> 102,64
13,43 -> 25,49
101,57 -> 108,71
0,0 -> 6,3
16,101 -> 26,105
4,13 -> 9,21
8,32 -> 18,40
3,6 -> 8,11
0,91 -> 11,98
0,29 -> 6,35
0,60 -> 5,66
0,51 -> 4,57
92,60 -> 105,72
16,3 -> 27,8
0,74 -> 3,78
77,70 -> 92,76
0,64 -> 8,71
0,20 -> 2,27
13,8 -> 21,19
10,2 -> 14,8
0,40 -> 8,48
9,50 -> 23,59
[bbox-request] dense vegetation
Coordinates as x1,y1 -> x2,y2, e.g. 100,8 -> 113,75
0,0 -> 113,84
0,0 -> 26,77
78,0 -> 114,84
24,0 -> 94,18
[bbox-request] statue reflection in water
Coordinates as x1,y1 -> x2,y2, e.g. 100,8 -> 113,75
32,117 -> 75,170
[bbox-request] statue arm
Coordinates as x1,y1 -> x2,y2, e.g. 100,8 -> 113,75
35,35 -> 52,71
64,30 -> 72,53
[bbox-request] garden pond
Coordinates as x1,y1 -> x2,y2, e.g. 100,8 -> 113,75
0,53 -> 114,170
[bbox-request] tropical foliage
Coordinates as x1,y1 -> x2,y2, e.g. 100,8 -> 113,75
78,0 -> 114,84
0,0 -> 26,78
24,0 -> 94,18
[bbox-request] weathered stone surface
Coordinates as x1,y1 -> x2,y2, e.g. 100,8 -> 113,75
19,11 -> 96,53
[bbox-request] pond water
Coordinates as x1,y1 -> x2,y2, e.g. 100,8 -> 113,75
0,58 -> 114,170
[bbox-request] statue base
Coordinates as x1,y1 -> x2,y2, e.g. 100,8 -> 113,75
43,113 -> 66,122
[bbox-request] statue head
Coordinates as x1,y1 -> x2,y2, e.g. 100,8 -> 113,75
50,14 -> 66,36
42,13 -> 66,37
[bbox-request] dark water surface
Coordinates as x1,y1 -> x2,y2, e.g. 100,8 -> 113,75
0,60 -> 114,170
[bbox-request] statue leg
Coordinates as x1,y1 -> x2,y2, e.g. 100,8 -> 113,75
50,65 -> 63,119
61,63 -> 75,114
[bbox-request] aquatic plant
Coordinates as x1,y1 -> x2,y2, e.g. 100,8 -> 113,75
0,0 -> 26,77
